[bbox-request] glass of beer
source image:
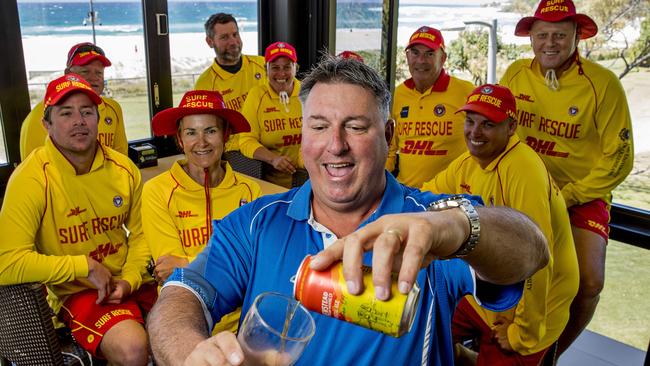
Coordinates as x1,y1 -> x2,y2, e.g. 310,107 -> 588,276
237,292 -> 315,366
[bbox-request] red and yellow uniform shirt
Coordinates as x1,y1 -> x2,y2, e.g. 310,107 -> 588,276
20,97 -> 128,160
423,135 -> 579,354
195,55 -> 266,151
142,159 -> 261,261
500,56 -> 634,207
387,70 -> 474,188
239,80 -> 303,188
0,137 -> 150,314
142,159 -> 261,332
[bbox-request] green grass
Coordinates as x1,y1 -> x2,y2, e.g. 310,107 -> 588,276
588,239 -> 650,350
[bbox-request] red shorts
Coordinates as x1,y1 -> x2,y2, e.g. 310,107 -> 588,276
568,199 -> 610,241
452,297 -> 549,366
59,283 -> 158,358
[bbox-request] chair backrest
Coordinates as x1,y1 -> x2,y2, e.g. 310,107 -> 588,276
292,168 -> 309,188
224,150 -> 264,179
0,283 -> 91,366
0,283 -> 65,365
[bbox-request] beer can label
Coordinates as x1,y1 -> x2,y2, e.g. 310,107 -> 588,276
293,255 -> 420,337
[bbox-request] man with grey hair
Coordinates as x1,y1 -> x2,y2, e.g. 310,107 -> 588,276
147,55 -> 549,366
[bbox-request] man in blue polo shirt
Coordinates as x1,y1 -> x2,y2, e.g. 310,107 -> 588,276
147,55 -> 549,366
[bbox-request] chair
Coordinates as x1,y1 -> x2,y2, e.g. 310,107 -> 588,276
223,151 -> 263,179
0,283 -> 92,366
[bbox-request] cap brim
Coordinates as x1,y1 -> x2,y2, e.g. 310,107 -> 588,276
266,54 -> 297,63
48,88 -> 103,107
152,107 -> 251,137
457,104 -> 508,124
70,54 -> 112,67
514,14 -> 598,39
407,39 -> 442,50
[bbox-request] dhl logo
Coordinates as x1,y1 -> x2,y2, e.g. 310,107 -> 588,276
587,220 -> 607,234
265,107 -> 280,113
221,88 -> 234,96
89,242 -> 123,263
525,137 -> 569,158
401,140 -> 447,156
280,134 -> 301,147
176,210 -> 199,218
516,93 -> 534,102
460,183 -> 472,194
67,206 -> 87,217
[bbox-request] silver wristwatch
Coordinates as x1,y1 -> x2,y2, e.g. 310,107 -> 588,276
427,195 -> 481,258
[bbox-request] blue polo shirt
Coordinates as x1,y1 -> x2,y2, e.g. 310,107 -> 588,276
166,172 -> 522,365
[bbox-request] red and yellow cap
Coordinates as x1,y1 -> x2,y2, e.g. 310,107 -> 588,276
407,26 -> 445,51
457,84 -> 517,123
151,90 -> 250,137
337,50 -> 365,63
264,41 -> 297,63
66,42 -> 112,68
43,73 -> 102,107
515,0 -> 598,40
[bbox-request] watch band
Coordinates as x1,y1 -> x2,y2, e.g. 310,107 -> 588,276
427,195 -> 481,258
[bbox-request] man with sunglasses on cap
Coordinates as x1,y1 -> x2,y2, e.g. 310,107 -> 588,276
387,26 -> 475,188
20,42 -> 128,160
142,89 -> 262,332
196,13 -> 265,151
0,74 -> 155,365
423,84 -> 579,365
500,0 -> 634,355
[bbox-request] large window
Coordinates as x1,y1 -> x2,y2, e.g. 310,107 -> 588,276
335,0 -> 383,76
168,0 -> 259,105
18,0 -> 150,141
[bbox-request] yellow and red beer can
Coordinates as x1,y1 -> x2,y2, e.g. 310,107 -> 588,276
293,255 -> 420,337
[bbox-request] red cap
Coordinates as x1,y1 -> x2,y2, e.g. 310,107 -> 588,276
515,0 -> 598,40
151,90 -> 250,137
264,42 -> 297,63
43,73 -> 102,107
457,84 -> 517,123
66,42 -> 112,68
337,51 -> 365,63
407,26 -> 445,51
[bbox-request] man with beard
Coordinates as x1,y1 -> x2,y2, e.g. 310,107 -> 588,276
195,13 -> 265,151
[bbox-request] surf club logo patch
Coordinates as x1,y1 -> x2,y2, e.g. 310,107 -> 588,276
434,104 -> 446,117
400,106 -> 409,118
104,117 -> 113,125
113,195 -> 123,208
480,85 -> 493,94
568,106 -> 578,116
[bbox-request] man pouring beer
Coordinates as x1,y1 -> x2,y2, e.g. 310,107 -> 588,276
147,55 -> 549,366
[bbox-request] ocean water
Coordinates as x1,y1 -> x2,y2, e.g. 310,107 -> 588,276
17,1 -> 522,41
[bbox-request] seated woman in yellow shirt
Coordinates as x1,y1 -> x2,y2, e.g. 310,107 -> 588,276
238,41 -> 303,188
142,90 -> 262,332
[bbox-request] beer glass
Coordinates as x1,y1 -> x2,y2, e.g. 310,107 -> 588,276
237,292 -> 315,366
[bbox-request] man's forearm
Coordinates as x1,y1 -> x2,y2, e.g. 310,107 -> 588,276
148,286 -> 210,365
465,206 -> 549,285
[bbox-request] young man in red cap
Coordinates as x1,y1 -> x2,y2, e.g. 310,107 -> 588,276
500,0 -> 634,355
423,84 -> 579,365
387,26 -> 475,188
20,42 -> 128,160
238,41 -> 304,187
0,74 -> 155,365
196,13 -> 266,151
142,89 -> 261,333
337,50 -> 365,63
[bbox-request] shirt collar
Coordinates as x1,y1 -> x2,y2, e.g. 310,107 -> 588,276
404,68 -> 450,93
45,136 -> 104,175
170,159 -> 236,191
481,134 -> 521,172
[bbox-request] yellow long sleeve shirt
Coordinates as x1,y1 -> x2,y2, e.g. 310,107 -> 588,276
387,70 -> 474,187
195,55 -> 266,152
422,135 -> 579,354
142,159 -> 261,262
0,138 -> 150,314
500,55 -> 634,207
142,159 -> 261,332
20,97 -> 128,160
238,80 -> 303,188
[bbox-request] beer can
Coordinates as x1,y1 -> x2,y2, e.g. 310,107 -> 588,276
292,255 -> 420,337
